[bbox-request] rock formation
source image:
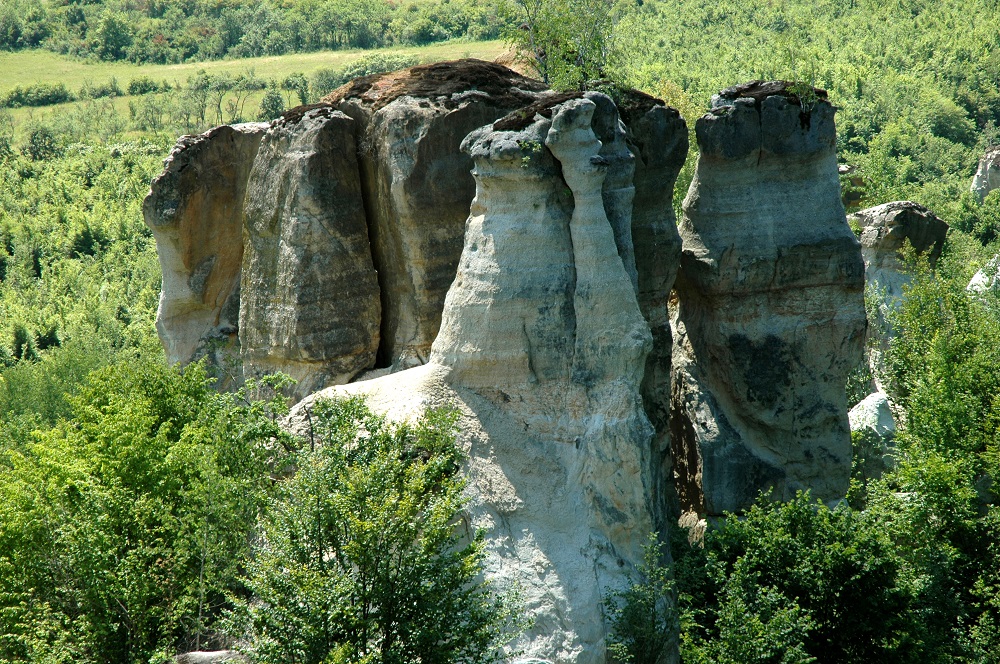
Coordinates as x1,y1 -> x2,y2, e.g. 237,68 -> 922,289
971,145 -> 1000,201
240,106 -> 380,400
852,201 -> 948,391
670,81 -> 867,516
620,92 -> 689,513
969,253 -> 1000,294
848,390 -> 897,481
143,123 -> 267,377
288,95 -> 671,664
144,64 -> 872,663
325,60 -> 547,369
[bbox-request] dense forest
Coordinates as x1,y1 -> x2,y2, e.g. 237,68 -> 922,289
2,0 -> 1000,662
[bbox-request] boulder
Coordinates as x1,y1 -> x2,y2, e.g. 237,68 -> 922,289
325,59 -> 547,369
143,122 -> 268,379
670,81 -> 866,516
288,96 -> 672,664
968,253 -> 1000,295
851,201 -> 948,390
848,390 -> 897,481
240,106 -> 380,401
971,145 -> 1000,201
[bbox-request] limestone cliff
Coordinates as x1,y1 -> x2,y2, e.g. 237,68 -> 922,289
143,122 -> 267,378
288,96 -> 670,664
326,60 -> 547,369
240,106 -> 380,401
670,81 -> 866,516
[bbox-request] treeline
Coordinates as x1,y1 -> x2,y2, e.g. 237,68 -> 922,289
622,0 -> 1000,235
0,0 -> 502,64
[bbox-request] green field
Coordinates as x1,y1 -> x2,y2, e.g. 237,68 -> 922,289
0,40 -> 506,138
0,40 -> 505,90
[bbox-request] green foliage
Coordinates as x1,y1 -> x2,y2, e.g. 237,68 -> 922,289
605,533 -> 678,664
1,82 -> 72,109
3,0 -> 502,65
0,360 -> 285,662
502,0 -> 637,90
258,86 -> 285,121
311,53 -> 420,99
676,493 -> 916,663
230,396 -> 520,664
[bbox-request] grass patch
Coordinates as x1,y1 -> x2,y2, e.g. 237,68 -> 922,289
0,40 -> 505,91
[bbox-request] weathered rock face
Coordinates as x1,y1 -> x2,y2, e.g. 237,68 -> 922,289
288,96 -> 672,664
240,107 -> 380,401
671,81 -> 866,516
969,253 -> 1000,294
971,145 -> 1000,201
143,123 -> 267,375
852,201 -> 948,391
621,92 -> 689,513
848,390 -> 897,481
326,60 -> 547,369
854,200 -> 948,300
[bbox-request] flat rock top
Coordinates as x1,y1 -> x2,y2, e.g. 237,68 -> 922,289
322,58 -> 548,111
713,79 -> 828,108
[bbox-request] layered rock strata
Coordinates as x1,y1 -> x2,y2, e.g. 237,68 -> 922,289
971,145 -> 1000,201
326,60 -> 548,369
671,81 -> 866,516
240,107 -> 380,401
288,96 -> 671,664
852,201 -> 948,391
143,122 -> 268,375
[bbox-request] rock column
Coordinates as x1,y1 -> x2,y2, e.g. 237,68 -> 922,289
671,82 -> 866,515
240,107 -> 380,401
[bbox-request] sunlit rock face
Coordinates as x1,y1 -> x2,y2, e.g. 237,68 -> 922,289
971,145 -> 1000,201
143,122 -> 267,381
670,81 -> 867,516
326,60 -> 548,370
240,107 -> 380,402
288,96 -> 676,664
851,200 -> 948,394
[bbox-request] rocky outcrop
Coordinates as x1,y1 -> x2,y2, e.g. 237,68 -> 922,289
852,201 -> 948,391
971,145 -> 1000,201
240,107 -> 380,401
326,60 -> 547,369
848,390 -> 897,481
854,200 -> 947,298
969,253 -> 1000,294
143,122 -> 268,377
670,81 -> 866,516
288,95 -> 671,664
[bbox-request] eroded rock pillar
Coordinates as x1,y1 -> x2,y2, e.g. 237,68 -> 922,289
671,82 -> 866,516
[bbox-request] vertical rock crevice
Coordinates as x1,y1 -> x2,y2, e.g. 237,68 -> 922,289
327,60 -> 548,371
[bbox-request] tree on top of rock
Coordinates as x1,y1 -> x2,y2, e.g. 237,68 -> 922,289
502,0 -> 637,91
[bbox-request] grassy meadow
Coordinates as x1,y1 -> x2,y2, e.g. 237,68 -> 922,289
0,39 -> 506,139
